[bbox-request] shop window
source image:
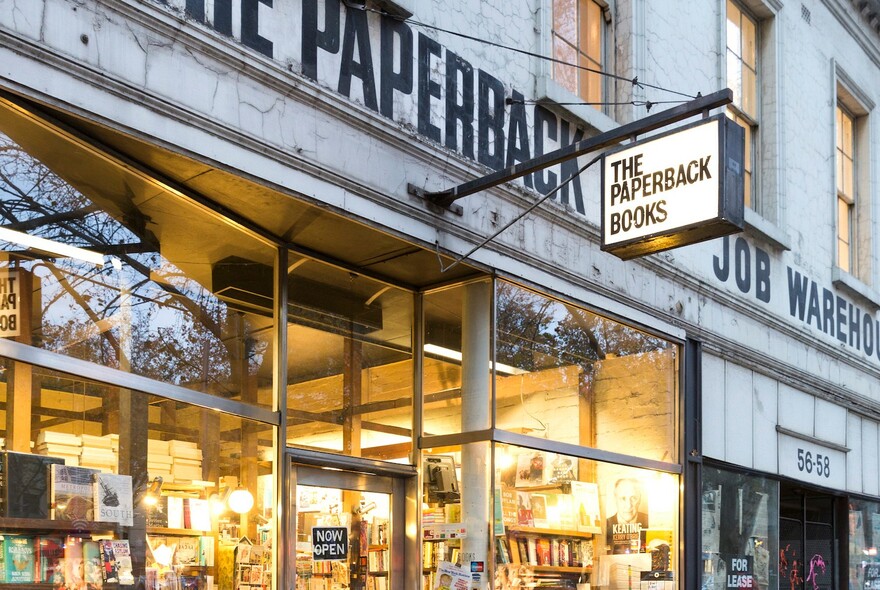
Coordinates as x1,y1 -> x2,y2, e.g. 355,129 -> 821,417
551,0 -> 605,108
701,466 -> 778,590
849,497 -> 880,590
286,256 -> 413,460
422,280 -> 492,438
778,483 -> 837,590
493,281 -> 677,462
418,443 -> 679,590
420,446 -> 486,590
0,356 -> 276,590
0,97 -> 276,407
492,444 -> 678,590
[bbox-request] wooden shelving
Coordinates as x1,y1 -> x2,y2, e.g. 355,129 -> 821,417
148,526 -> 212,536
506,525 -> 598,538
0,517 -> 118,533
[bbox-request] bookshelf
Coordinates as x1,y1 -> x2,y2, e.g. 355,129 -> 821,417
496,523 -> 595,590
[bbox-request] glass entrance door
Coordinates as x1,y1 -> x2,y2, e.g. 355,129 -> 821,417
779,484 -> 837,590
291,463 -> 404,590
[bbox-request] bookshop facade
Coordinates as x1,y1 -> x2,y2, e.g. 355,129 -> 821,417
0,0 -> 689,586
0,86 -> 684,590
2,2 -> 879,590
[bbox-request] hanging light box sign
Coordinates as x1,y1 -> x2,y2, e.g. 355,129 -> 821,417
601,115 -> 745,260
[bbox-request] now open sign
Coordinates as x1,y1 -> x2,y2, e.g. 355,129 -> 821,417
312,526 -> 348,561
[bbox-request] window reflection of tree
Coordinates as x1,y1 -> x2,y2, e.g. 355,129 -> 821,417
494,281 -> 671,382
0,132 -> 265,397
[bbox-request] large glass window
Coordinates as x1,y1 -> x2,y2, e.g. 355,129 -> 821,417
726,0 -> 758,210
0,357 -> 276,590
552,0 -> 604,108
422,280 -> 492,438
492,443 -> 678,590
0,97 -> 276,408
701,466 -> 778,590
849,497 -> 880,590
286,257 -> 413,460
494,281 -> 677,462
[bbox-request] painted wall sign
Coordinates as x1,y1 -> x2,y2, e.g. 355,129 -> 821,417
712,235 -> 880,368
311,526 -> 348,561
0,270 -> 20,337
163,0 -> 590,213
777,433 -> 845,489
601,115 -> 744,260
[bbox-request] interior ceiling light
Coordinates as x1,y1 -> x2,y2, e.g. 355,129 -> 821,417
423,343 -> 527,376
0,227 -> 105,266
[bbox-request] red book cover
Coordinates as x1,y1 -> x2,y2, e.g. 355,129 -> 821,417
535,538 -> 551,566
36,537 -> 64,584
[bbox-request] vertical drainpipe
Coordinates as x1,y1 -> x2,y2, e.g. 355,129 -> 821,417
684,338 -> 702,590
461,280 -> 491,589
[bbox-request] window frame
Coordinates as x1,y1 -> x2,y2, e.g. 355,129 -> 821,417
836,103 -> 857,274
832,66 -> 875,295
722,0 -> 790,251
725,0 -> 759,212
537,0 -> 616,133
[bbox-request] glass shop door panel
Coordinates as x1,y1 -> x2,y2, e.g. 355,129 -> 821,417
293,465 -> 397,590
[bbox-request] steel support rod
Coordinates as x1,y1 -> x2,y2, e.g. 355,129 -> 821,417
421,88 -> 732,208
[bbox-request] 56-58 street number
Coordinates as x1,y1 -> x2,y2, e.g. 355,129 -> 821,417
797,448 -> 830,478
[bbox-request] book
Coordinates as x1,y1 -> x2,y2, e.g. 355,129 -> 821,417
4,536 -> 35,583
167,495 -> 185,528
570,481 -> 601,532
526,537 -> 538,566
110,540 -> 134,585
186,497 -> 212,531
499,485 -> 518,528
50,465 -> 100,521
201,536 -> 215,567
64,535 -> 85,590
99,540 -> 119,583
36,431 -> 81,446
145,495 -> 169,528
0,451 -> 65,518
516,492 -> 534,527
83,540 -> 103,588
176,537 -> 201,566
530,493 -> 548,528
515,451 -> 546,487
37,536 -> 65,584
94,473 -> 134,526
433,561 -> 470,590
535,538 -> 551,565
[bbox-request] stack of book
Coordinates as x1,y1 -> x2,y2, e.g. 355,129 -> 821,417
169,439 -> 203,483
35,431 -> 82,466
79,434 -> 119,473
148,439 -> 174,481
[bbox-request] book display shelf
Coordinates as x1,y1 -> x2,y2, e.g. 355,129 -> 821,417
0,322 -> 274,590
